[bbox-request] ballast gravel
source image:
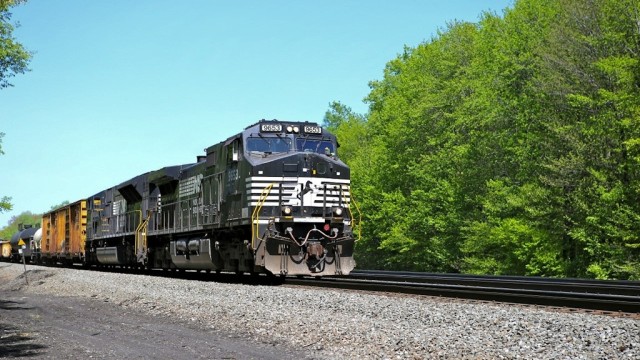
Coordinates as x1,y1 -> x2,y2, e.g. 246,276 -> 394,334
1,264 -> 638,359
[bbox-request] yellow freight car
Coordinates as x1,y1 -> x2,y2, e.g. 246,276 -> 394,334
1,240 -> 11,259
41,200 -> 87,265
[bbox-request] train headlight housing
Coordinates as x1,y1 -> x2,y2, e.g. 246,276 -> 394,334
282,206 -> 293,216
286,125 -> 300,134
333,207 -> 344,217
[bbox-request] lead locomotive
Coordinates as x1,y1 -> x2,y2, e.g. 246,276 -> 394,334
79,120 -> 356,276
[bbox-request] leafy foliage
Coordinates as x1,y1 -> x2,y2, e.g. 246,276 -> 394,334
0,211 -> 40,240
0,0 -> 31,89
329,0 -> 640,279
0,200 -> 67,239
0,196 -> 10,213
48,200 -> 70,211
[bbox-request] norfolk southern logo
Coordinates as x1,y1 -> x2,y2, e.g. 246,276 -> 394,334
296,181 -> 314,200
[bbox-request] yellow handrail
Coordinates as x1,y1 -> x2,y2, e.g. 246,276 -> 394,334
348,191 -> 362,241
251,183 -> 274,250
135,210 -> 150,261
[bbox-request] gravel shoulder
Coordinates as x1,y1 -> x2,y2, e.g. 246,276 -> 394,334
0,292 -> 300,359
1,263 -> 639,359
0,265 -> 308,360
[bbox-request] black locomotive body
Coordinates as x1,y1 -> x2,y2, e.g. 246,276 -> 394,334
83,120 -> 356,276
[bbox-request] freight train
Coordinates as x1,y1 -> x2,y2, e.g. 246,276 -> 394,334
2,120 -> 358,276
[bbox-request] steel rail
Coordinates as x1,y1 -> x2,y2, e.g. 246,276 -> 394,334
351,270 -> 640,286
348,270 -> 640,297
286,272 -> 640,314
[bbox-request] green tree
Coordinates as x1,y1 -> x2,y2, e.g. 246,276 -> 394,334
323,101 -> 368,166
0,197 -> 10,213
49,200 -> 70,211
459,0 -> 567,276
0,211 -> 40,239
322,102 -> 376,266
362,21 -> 481,271
536,0 -> 640,279
345,0 -> 639,279
0,0 -> 31,89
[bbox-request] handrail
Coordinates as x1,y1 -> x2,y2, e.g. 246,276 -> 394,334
251,183 -> 274,250
348,190 -> 362,241
135,210 -> 150,264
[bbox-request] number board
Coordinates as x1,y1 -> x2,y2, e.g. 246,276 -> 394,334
303,125 -> 322,134
260,124 -> 283,132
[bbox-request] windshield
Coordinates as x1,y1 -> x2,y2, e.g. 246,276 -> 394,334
246,136 -> 292,154
296,138 -> 335,155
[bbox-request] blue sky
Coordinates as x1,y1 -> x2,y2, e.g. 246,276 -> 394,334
0,0 -> 512,227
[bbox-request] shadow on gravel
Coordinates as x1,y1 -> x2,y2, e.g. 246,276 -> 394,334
89,266 -> 287,285
0,323 -> 47,358
179,272 -> 287,285
2,270 -> 55,292
0,298 -> 47,358
0,299 -> 33,311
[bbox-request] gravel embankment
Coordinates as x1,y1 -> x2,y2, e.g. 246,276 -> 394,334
1,263 -> 638,359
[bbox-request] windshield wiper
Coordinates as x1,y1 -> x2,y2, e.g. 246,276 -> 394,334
257,133 -> 270,144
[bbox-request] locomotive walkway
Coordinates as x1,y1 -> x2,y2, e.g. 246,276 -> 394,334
286,270 -> 640,315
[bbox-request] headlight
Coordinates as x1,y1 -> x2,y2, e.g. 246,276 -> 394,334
286,125 -> 293,133
282,206 -> 292,215
333,207 -> 343,216
293,126 -> 300,133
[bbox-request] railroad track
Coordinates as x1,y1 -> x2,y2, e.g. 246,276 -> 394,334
13,263 -> 640,314
285,270 -> 640,314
